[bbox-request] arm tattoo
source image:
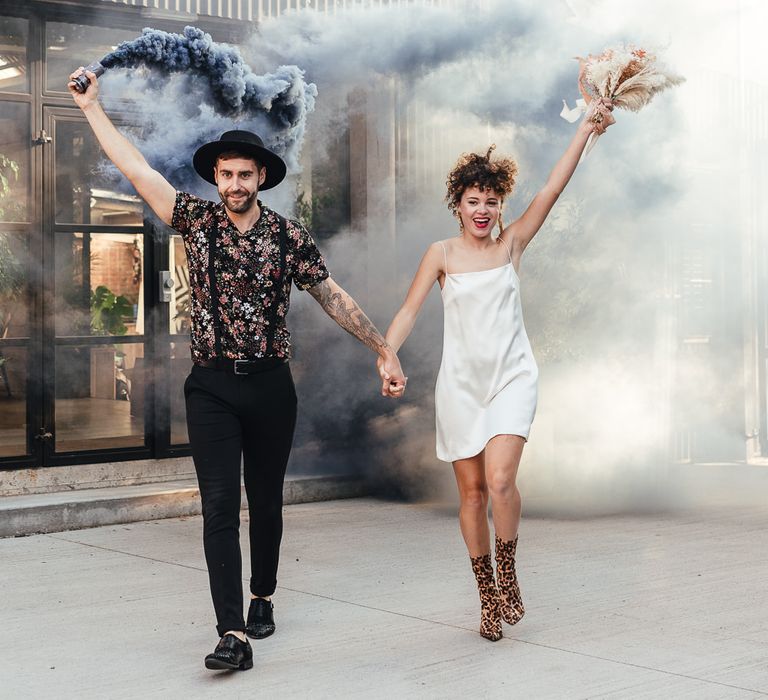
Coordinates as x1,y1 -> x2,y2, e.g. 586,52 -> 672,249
308,279 -> 390,354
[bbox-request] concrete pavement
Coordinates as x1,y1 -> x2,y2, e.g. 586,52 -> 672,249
2,498 -> 767,699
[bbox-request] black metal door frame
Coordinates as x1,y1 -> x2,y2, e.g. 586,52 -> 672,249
0,0 -> 250,469
39,105 -> 153,466
0,0 -> 210,469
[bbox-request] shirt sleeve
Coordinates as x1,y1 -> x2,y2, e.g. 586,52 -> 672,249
171,191 -> 207,237
288,219 -> 331,291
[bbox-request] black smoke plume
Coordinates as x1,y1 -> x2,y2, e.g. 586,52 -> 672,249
95,26 -> 316,191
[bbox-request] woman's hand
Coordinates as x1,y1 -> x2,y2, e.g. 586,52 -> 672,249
377,351 -> 407,398
583,97 -> 615,135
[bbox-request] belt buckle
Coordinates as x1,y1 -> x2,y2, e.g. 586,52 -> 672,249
233,359 -> 249,375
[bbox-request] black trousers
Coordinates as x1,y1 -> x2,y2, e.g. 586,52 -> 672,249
184,361 -> 297,636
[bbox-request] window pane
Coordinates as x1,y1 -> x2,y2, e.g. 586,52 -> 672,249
169,234 -> 190,336
0,345 -> 27,457
170,340 -> 191,445
45,22 -> 136,94
0,16 -> 28,93
55,342 -> 145,452
55,232 -> 144,337
0,101 -> 30,223
54,117 -> 143,226
168,235 -> 191,445
0,232 -> 28,338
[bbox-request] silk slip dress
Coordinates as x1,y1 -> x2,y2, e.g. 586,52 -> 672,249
435,238 -> 538,462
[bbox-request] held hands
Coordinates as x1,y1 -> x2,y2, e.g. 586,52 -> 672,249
582,97 -> 615,135
377,350 -> 407,399
67,67 -> 99,109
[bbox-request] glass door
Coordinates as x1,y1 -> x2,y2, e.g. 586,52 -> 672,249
0,6 -> 194,471
144,221 -> 193,457
0,14 -> 34,464
41,106 -> 152,464
166,230 -> 192,449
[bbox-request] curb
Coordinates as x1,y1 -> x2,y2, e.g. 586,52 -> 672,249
0,474 -> 367,538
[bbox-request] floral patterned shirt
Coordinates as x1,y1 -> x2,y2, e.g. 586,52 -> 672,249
171,191 -> 330,361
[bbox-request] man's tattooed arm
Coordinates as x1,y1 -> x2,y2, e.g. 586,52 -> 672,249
307,278 -> 391,355
309,276 -> 407,396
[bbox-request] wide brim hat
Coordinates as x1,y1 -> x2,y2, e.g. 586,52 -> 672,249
192,130 -> 287,190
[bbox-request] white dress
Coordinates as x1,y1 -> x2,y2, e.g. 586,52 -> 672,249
435,239 -> 538,462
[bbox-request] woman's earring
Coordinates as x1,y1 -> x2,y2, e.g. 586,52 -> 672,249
498,209 -> 504,237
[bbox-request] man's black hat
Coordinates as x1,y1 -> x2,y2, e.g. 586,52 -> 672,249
192,130 -> 287,190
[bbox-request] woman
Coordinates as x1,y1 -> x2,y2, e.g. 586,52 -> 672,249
380,99 -> 615,640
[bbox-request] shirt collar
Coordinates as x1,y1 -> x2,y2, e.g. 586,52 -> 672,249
214,198 -> 275,236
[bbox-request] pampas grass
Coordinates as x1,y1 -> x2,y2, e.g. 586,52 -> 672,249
581,46 -> 685,112
562,45 -> 685,160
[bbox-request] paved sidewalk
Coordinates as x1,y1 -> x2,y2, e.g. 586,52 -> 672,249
2,498 -> 767,699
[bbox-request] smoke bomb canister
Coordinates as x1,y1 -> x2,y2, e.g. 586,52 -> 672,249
72,62 -> 106,93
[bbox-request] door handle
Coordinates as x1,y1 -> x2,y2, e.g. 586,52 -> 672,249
32,129 -> 53,146
34,428 -> 53,441
159,271 -> 174,302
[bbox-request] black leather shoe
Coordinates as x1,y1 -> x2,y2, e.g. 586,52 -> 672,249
245,598 -> 276,639
204,634 -> 253,671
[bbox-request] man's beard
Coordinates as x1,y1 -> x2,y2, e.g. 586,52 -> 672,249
219,189 -> 257,214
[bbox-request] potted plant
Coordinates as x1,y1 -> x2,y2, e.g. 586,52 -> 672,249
0,232 -> 23,339
90,284 -> 133,336
0,154 -> 24,397
0,153 -> 24,337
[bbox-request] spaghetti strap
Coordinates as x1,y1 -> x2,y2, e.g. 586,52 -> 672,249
498,236 -> 512,263
439,241 -> 449,274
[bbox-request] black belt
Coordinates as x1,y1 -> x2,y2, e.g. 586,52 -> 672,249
194,357 -> 287,375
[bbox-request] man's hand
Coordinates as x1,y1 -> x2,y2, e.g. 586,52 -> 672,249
377,350 -> 407,399
68,67 -> 99,110
307,277 -> 407,397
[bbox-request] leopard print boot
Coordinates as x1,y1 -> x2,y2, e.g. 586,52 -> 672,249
495,535 -> 524,625
469,553 -> 503,641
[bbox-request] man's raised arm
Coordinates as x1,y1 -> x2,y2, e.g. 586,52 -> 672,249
68,68 -> 176,226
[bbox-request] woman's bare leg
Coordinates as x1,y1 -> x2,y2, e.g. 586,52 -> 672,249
484,434 -> 526,625
484,434 -> 525,540
453,451 -> 503,640
452,453 -> 490,556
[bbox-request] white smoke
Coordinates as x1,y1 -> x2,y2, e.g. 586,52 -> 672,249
87,0 -> 768,511
278,0 -> 768,511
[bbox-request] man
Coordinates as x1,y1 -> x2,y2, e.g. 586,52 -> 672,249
69,67 -> 406,671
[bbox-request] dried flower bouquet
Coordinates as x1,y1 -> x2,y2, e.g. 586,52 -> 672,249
561,45 -> 685,158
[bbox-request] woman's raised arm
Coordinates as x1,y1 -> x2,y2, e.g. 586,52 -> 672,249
501,99 -> 614,262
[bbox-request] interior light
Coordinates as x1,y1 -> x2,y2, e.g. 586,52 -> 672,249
0,67 -> 21,81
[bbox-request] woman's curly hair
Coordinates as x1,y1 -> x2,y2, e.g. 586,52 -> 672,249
445,145 -> 518,216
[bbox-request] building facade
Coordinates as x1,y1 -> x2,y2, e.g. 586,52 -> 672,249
0,0 -> 765,495
0,0 -> 468,485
